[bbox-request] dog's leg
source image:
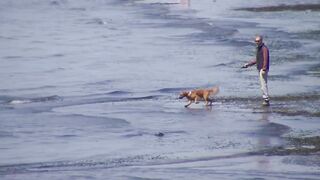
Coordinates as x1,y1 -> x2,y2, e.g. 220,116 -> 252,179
204,96 -> 212,106
185,101 -> 193,108
208,98 -> 213,106
209,99 -> 213,106
195,96 -> 200,104
204,99 -> 209,106
204,95 -> 209,106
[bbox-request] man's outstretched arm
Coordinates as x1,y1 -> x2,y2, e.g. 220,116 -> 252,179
242,59 -> 256,68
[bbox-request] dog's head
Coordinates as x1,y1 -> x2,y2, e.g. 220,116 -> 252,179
179,91 -> 188,99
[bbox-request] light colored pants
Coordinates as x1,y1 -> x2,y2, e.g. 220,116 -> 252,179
259,69 -> 269,100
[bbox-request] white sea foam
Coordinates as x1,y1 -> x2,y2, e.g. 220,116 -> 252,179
9,100 -> 32,104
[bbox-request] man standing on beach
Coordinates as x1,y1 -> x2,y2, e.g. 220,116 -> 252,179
242,35 -> 270,106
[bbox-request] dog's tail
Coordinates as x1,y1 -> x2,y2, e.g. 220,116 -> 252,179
209,86 -> 219,96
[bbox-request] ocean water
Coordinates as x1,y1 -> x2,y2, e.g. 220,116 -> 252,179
0,0 -> 319,179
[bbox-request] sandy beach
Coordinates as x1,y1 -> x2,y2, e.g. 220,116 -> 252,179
0,0 -> 319,179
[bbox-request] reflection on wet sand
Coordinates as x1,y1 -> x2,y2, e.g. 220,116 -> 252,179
254,107 -> 291,170
256,111 -> 271,170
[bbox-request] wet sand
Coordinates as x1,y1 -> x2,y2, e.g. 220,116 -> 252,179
235,3 -> 320,12
0,0 -> 320,179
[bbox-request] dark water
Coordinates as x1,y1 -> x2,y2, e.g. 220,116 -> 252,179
0,0 -> 320,179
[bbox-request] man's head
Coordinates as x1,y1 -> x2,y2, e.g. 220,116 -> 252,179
255,35 -> 263,47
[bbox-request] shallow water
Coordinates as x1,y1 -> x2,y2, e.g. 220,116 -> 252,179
0,0 -> 320,179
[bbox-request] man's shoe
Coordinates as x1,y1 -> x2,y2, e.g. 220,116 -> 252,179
262,99 -> 270,106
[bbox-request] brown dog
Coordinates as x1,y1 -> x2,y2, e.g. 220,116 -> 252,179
179,87 -> 219,107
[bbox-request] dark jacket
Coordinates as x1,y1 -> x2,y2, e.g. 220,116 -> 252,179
256,43 -> 269,71
247,43 -> 270,71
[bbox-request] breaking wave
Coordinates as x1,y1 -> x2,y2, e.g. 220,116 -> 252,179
7,95 -> 63,105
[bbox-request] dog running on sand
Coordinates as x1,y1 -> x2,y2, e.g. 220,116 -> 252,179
179,87 -> 219,108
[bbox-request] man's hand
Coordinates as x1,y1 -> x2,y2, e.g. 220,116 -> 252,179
241,64 -> 249,68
